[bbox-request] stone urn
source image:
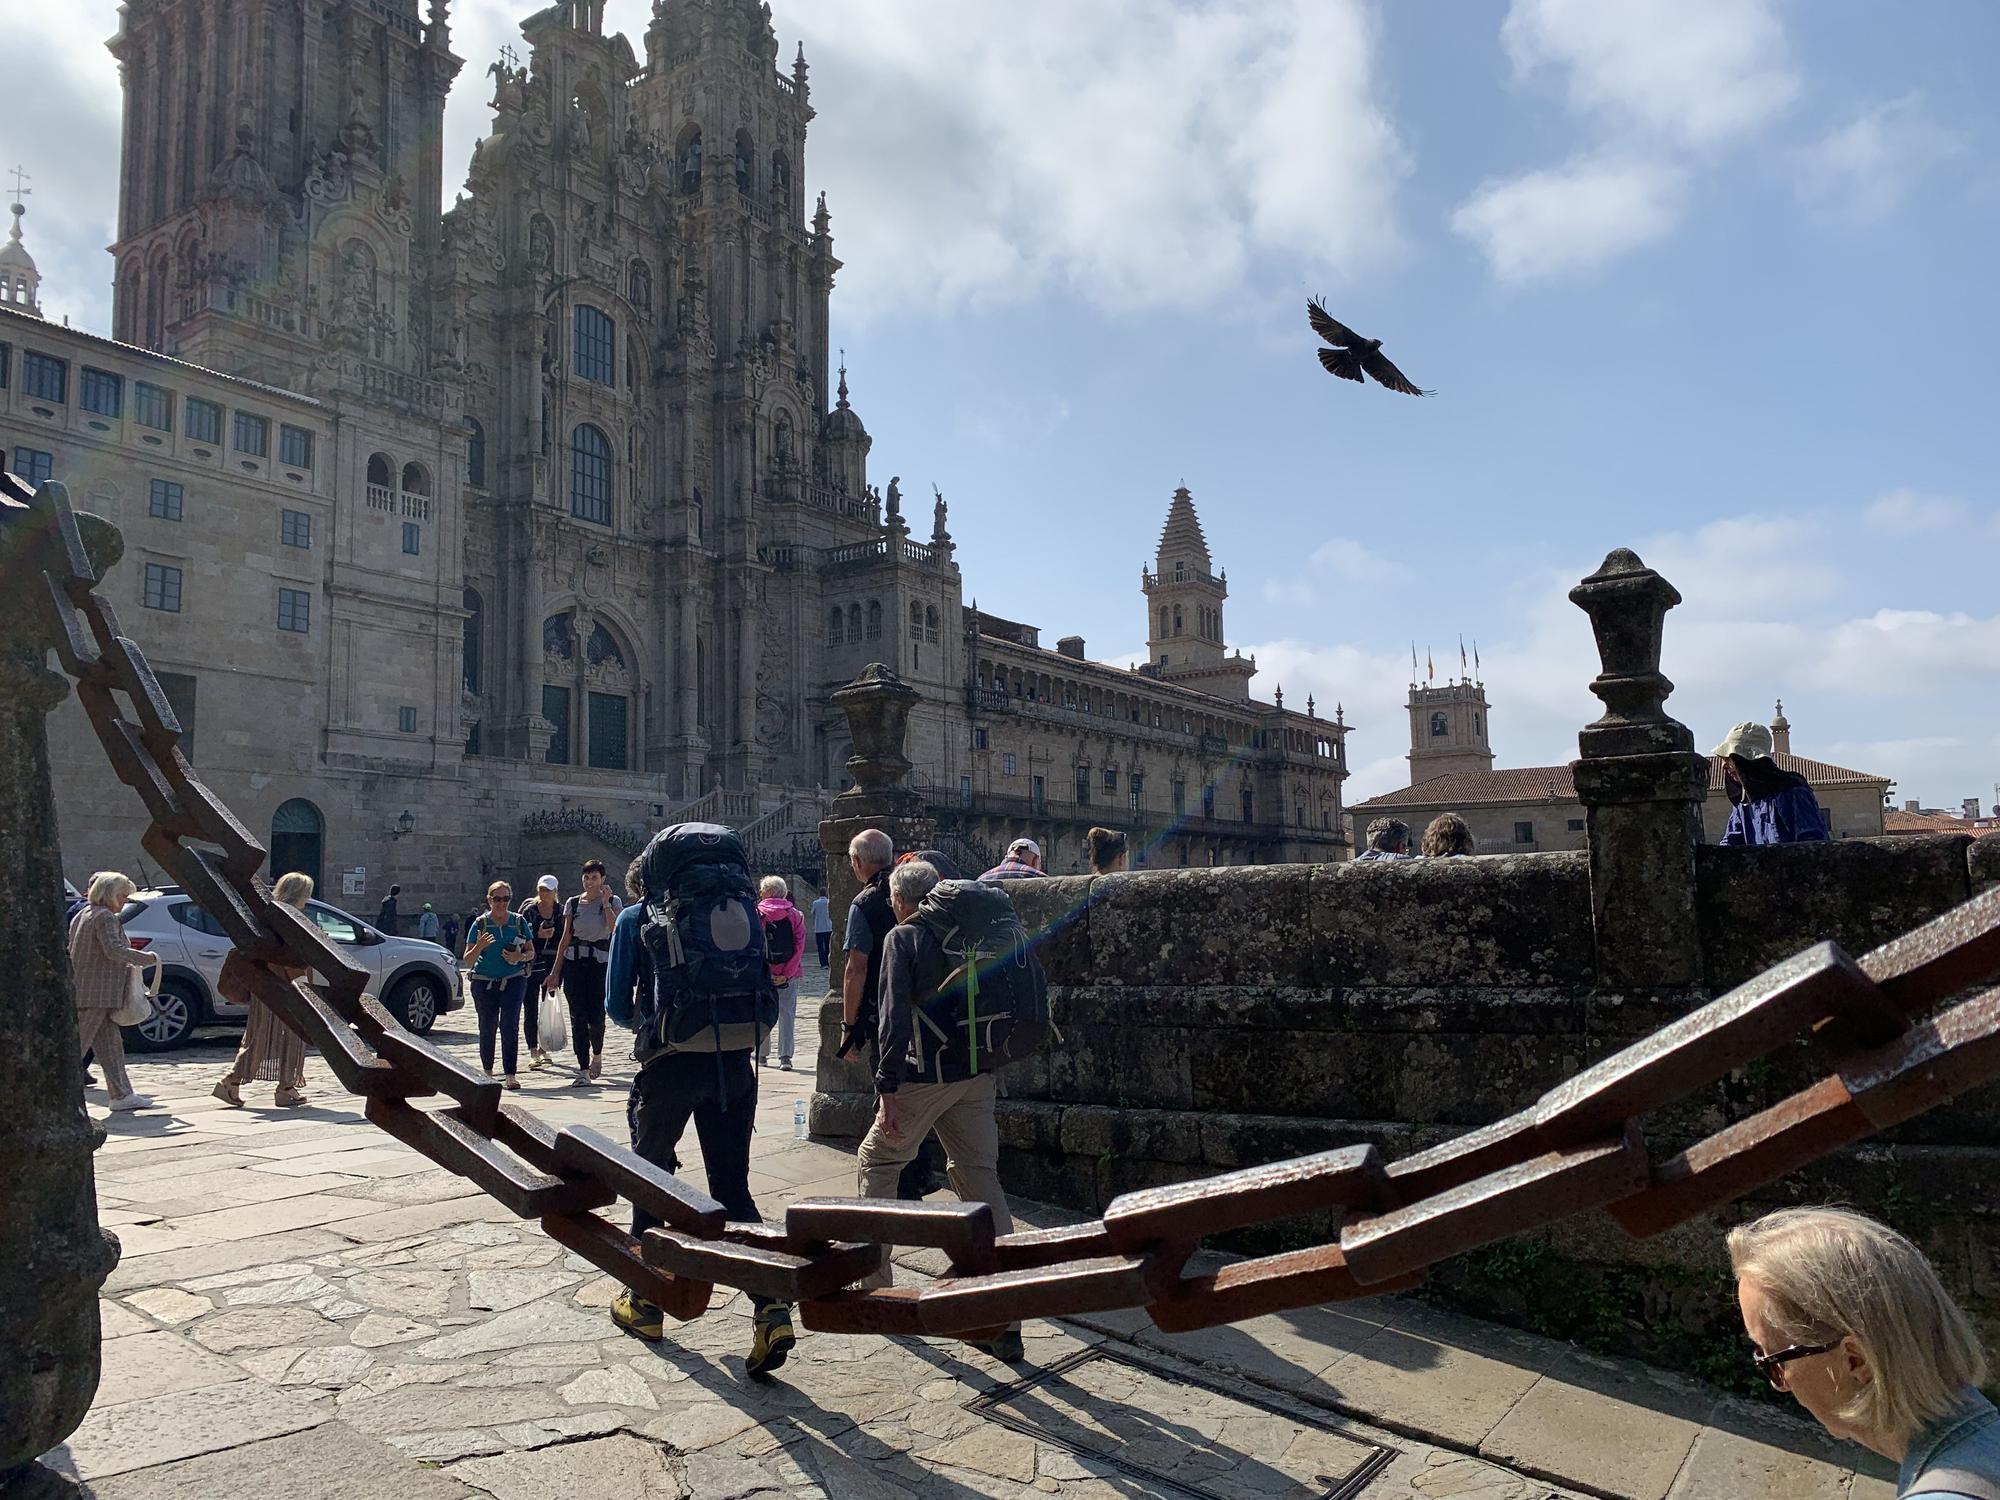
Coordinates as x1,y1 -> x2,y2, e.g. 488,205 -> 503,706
830,663 -> 921,807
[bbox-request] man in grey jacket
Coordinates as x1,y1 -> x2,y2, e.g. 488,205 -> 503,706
852,858 -> 1022,1361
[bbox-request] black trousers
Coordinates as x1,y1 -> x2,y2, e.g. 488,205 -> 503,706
626,1050 -> 775,1310
564,957 -> 608,1068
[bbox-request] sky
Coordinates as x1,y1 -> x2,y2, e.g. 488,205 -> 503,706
6,0 -> 1998,811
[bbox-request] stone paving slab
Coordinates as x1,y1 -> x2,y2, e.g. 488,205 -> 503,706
50,1036 -> 1902,1500
73,1420 -> 481,1500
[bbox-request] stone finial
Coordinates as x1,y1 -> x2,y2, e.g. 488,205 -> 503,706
831,663 -> 920,800
1568,547 -> 1695,760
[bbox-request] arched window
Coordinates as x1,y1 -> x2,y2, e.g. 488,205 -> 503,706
770,150 -> 790,202
367,452 -> 393,489
1173,607 -> 1183,636
628,259 -> 652,314
466,417 -> 486,488
848,603 -> 862,642
400,461 -> 431,497
866,600 -> 882,639
1430,711 -> 1449,738
828,607 -> 844,646
677,128 -> 702,194
544,612 -> 574,659
773,412 -> 792,462
1159,607 -> 1169,638
925,605 -> 939,644
734,130 -> 754,193
909,602 -> 923,634
270,798 -> 324,894
574,304 -> 615,386
1473,712 -> 1482,736
570,424 -> 613,525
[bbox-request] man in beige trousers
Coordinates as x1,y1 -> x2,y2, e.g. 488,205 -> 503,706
853,858 -> 1021,1362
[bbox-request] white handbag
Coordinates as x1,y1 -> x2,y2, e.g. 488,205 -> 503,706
112,957 -> 160,1027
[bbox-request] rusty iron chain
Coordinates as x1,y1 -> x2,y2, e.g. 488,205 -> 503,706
15,471 -> 2000,1343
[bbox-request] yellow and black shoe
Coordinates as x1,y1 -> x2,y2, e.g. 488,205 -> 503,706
611,1290 -> 664,1342
747,1303 -> 795,1378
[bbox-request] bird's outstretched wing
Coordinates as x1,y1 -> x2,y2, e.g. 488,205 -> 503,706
1307,298 -> 1363,349
1360,349 -> 1433,397
1316,347 -> 1365,383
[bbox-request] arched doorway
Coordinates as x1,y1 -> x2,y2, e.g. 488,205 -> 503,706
270,798 -> 324,894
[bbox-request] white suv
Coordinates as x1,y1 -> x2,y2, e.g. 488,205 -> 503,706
114,888 -> 464,1051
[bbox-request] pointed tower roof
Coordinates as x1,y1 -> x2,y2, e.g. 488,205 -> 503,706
1,167 -> 43,319
1156,484 -> 1211,568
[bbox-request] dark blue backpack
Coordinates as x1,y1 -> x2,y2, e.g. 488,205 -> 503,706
635,823 -> 777,1067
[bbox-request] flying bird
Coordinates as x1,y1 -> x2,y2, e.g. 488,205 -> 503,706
1307,299 -> 1432,397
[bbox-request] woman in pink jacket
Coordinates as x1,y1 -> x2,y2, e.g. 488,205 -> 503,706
756,877 -> 808,1070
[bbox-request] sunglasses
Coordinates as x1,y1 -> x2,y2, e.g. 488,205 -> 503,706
1752,1339 -> 1840,1391
488,893 -> 512,903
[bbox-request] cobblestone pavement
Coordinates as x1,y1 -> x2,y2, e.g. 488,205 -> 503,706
35,1017 -> 1898,1500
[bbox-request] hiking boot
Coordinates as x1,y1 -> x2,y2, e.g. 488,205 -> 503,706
212,1079 -> 243,1107
747,1303 -> 795,1378
970,1329 -> 1025,1363
611,1290 -> 664,1341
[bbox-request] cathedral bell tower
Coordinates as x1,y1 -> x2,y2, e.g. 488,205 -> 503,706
1406,663 -> 1494,785
1142,485 -> 1254,701
107,0 -> 459,388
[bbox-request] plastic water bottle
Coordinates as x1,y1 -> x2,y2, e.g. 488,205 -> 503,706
793,1099 -> 808,1140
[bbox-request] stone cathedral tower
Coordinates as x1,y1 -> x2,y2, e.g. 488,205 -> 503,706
1142,485 -> 1254,701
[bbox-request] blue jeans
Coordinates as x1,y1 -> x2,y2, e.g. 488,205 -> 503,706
471,975 -> 526,1076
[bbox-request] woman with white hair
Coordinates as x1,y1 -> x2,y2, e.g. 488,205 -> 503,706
756,875 -> 806,1070
67,871 -> 158,1112
212,871 -> 313,1108
1729,1207 -> 1999,1495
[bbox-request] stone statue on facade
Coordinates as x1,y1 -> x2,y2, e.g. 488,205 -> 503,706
885,476 -> 902,523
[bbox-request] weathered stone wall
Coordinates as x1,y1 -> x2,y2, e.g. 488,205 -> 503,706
813,833 -> 2000,1360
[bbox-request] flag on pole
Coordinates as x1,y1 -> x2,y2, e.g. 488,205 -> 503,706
1460,636 -> 1468,676
1426,649 -> 1434,683
1473,640 -> 1480,678
1410,642 -> 1418,681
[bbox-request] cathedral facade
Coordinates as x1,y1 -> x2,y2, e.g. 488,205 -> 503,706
15,0 -> 1347,916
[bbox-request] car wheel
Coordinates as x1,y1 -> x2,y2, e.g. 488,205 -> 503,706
124,977 -> 202,1052
388,972 -> 445,1034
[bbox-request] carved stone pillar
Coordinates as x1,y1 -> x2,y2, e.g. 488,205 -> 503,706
0,478 -> 122,1480
810,663 -> 933,1138
1569,549 -> 1711,988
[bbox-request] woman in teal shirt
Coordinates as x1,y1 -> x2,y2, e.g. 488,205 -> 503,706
463,881 -> 534,1088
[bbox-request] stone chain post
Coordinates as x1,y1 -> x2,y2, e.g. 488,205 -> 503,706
0,482 -> 123,1478
810,664 -> 933,1136
1569,549 -> 1712,988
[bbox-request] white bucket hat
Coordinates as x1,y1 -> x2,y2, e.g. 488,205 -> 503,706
1711,722 -> 1775,760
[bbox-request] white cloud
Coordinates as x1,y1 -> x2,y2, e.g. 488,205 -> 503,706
1261,580 -> 1317,609
1452,154 -> 1685,283
1864,488 -> 1970,533
1258,536 -> 1410,613
1792,94 -> 1967,221
1457,0 -> 1795,283
1501,0 -> 1798,150
787,0 -> 1410,319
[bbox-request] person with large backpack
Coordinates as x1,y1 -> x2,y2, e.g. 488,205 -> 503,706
855,859 -> 1052,1364
602,825 -> 794,1376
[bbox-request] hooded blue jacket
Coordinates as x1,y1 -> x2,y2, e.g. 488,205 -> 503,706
1719,778 -> 1829,845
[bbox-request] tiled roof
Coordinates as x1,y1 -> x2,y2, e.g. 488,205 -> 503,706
1884,809 -> 1999,836
1351,752 -> 1891,813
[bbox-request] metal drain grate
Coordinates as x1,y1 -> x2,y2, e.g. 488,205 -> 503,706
966,1345 -> 1397,1499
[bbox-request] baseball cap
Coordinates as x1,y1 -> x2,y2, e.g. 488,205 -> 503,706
1711,722 -> 1775,761
536,874 -> 559,891
1008,838 -> 1041,859
422,902 -> 433,911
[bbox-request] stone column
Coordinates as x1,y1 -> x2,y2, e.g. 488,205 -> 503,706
1569,548 -> 1711,988
0,480 -> 122,1479
810,663 -> 933,1138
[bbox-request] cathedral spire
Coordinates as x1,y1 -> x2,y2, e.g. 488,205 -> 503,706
836,350 -> 850,407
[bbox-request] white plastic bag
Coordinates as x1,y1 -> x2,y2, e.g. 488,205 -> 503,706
539,986 -> 567,1055
112,956 -> 160,1027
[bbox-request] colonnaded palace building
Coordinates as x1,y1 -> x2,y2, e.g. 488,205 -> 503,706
9,0 -> 1350,907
